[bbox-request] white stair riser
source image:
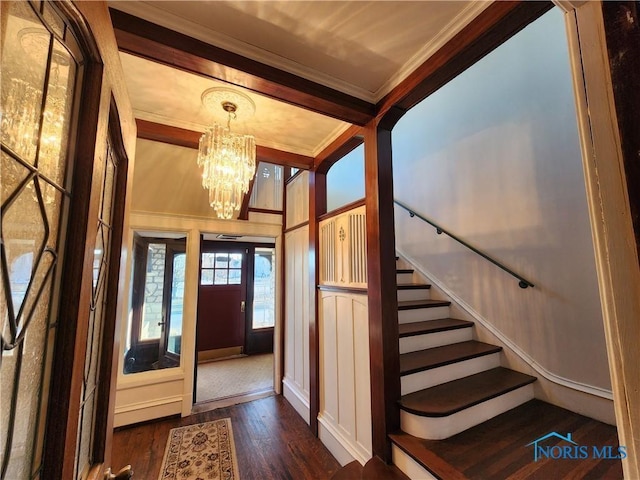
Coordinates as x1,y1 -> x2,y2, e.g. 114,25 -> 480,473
396,272 -> 414,283
400,384 -> 534,440
401,352 -> 500,395
399,328 -> 473,354
391,445 -> 438,480
398,288 -> 431,302
398,306 -> 450,324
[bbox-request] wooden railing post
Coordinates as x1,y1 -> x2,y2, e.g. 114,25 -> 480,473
364,115 -> 401,461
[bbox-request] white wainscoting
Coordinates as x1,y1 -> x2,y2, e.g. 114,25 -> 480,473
283,225 -> 311,422
319,290 -> 372,466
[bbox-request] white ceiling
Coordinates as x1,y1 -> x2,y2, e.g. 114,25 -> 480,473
111,0 -> 487,156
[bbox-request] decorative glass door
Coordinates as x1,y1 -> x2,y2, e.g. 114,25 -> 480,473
1,1 -> 82,477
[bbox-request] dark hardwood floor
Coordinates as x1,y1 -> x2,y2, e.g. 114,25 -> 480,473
112,395 -> 340,479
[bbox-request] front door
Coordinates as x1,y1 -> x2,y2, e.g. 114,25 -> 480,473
196,244 -> 247,363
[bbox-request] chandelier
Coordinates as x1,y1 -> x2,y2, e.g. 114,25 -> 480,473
197,88 -> 257,219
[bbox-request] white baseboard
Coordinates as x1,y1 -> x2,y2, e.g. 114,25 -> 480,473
318,415 -> 371,467
114,395 -> 183,427
282,377 -> 310,425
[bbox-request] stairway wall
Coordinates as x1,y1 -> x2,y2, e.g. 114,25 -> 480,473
392,10 -> 611,400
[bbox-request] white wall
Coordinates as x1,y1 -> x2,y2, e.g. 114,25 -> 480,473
283,172 -> 312,422
326,145 -> 365,212
392,9 -> 611,393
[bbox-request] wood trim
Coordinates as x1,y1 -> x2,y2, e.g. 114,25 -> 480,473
92,102 -> 130,468
284,221 -> 310,235
364,118 -> 400,462
238,176 -> 256,221
309,171 -> 327,436
109,8 -> 375,126
317,285 -> 367,295
136,118 -> 199,149
248,207 -> 283,215
314,125 -> 364,174
43,61 -> 105,480
569,2 -> 640,476
317,198 -> 365,222
376,1 -> 553,125
135,119 -> 315,170
257,145 -> 314,170
285,168 -> 305,185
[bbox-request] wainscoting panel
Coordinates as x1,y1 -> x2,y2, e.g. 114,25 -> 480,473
319,291 -> 372,465
319,205 -> 367,288
284,225 -> 311,422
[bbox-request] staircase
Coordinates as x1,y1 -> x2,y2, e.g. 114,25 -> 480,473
390,257 -> 537,479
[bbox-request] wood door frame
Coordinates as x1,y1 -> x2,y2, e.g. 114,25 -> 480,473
40,3 -> 130,477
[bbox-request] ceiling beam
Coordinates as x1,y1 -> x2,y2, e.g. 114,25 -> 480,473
109,8 -> 375,126
376,1 -> 554,124
136,119 -> 315,170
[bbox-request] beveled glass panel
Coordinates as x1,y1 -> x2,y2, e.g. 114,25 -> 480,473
42,2 -> 65,38
40,178 -> 64,250
101,150 -> 116,225
1,152 -> 30,205
38,40 -> 76,187
0,2 -> 50,163
3,178 -> 47,317
76,390 -> 95,479
92,225 -> 104,291
2,289 -> 53,478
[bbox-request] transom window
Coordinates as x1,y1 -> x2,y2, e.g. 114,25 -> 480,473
201,252 -> 242,285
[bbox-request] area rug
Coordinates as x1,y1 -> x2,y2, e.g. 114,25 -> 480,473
158,418 -> 240,480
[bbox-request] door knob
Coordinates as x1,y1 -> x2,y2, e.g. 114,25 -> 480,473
241,301 -> 245,312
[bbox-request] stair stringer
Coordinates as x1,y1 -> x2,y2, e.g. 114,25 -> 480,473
395,250 -> 616,425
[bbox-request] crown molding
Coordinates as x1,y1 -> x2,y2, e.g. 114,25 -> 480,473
373,1 -> 492,101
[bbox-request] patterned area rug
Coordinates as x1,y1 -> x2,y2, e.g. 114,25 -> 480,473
158,418 -> 240,480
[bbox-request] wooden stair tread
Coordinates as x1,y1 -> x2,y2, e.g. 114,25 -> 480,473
390,431 -> 467,480
400,341 -> 501,376
362,456 -> 410,480
329,460 -> 362,480
397,283 -> 431,290
396,268 -> 413,274
390,400 -> 623,480
399,367 -> 536,417
398,299 -> 451,310
399,318 -> 473,338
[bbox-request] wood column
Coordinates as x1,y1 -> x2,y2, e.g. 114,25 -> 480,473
364,115 -> 401,461
309,171 -> 326,436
